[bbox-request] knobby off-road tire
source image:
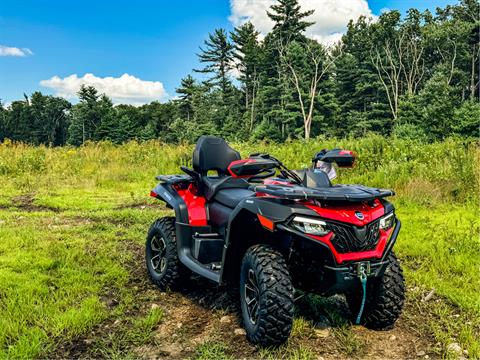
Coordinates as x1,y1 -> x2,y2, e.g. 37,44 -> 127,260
346,252 -> 405,329
240,245 -> 294,346
145,217 -> 189,290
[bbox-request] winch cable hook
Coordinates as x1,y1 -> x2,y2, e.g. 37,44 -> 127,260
355,265 -> 368,325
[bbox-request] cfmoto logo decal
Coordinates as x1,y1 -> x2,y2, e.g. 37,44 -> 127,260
355,211 -> 364,220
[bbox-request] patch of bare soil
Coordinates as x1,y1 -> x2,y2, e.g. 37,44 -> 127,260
129,264 -> 435,359
135,284 -> 434,360
354,323 -> 430,360
135,276 -> 255,360
40,216 -> 93,229
11,193 -> 60,212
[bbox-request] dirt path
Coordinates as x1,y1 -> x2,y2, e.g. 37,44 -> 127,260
57,242 -> 435,359
133,282 -> 432,359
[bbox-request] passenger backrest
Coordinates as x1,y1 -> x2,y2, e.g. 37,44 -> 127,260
193,136 -> 241,176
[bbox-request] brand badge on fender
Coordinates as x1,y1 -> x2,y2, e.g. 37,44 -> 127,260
355,211 -> 364,220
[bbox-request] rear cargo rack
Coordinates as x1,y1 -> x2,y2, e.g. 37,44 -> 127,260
156,174 -> 193,184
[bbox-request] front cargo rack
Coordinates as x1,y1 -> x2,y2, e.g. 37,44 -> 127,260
251,184 -> 394,202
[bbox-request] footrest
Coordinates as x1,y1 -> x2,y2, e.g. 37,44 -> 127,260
192,235 -> 224,264
194,232 -> 222,239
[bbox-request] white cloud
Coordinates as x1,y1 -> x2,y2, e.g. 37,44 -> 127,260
311,32 -> 344,47
229,0 -> 375,45
40,73 -> 168,105
0,45 -> 33,57
229,0 -> 275,35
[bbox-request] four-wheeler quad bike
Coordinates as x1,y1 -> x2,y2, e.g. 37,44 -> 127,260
146,136 -> 405,346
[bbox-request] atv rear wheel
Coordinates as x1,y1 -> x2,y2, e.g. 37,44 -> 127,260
346,252 -> 405,329
145,217 -> 189,290
240,245 -> 294,346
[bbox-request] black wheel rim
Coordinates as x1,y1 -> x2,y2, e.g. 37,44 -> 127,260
150,235 -> 167,274
244,268 -> 259,324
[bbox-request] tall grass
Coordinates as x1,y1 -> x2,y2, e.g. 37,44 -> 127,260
0,135 -> 478,204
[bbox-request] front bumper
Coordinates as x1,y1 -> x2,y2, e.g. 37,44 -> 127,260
279,218 -> 401,265
321,258 -> 390,294
279,219 -> 401,295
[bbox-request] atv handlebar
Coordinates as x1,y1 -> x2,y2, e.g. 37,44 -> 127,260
313,149 -> 356,168
248,153 -> 303,185
248,168 -> 277,182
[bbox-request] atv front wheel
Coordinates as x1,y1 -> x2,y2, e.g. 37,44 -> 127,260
240,245 -> 294,346
145,217 -> 189,290
346,252 -> 405,329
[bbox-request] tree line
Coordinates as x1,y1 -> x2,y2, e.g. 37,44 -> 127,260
1,0 -> 479,146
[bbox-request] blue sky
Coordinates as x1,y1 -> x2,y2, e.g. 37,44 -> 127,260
0,0 -> 457,105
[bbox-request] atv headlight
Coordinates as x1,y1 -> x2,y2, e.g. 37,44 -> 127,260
379,213 -> 395,230
292,216 -> 330,236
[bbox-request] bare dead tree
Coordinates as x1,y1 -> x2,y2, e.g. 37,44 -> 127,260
249,68 -> 259,132
372,27 -> 425,119
436,39 -> 458,86
470,42 -> 480,101
372,39 -> 402,120
278,40 -> 340,140
401,34 -> 425,95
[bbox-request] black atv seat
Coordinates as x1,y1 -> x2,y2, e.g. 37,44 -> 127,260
193,136 -> 249,200
202,176 -> 250,201
213,188 -> 255,208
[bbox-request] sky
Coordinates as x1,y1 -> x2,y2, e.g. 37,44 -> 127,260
0,0 -> 458,106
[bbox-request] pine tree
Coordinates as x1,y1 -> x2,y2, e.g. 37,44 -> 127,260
196,28 -> 235,96
452,100 -> 480,138
176,75 -> 197,121
68,86 -> 110,145
28,92 -> 71,145
253,0 -> 317,140
115,104 -> 143,142
7,99 -> 33,143
0,102 -> 7,141
231,22 -> 261,131
336,17 -> 393,135
93,95 -> 117,142
267,0 -> 314,42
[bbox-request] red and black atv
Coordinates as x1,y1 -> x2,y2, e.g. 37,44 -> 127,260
146,136 -> 404,346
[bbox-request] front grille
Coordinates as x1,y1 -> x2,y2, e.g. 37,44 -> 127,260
327,221 -> 380,253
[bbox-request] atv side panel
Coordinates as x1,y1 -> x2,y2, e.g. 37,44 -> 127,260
219,197 -> 319,283
152,180 -> 222,283
151,182 -> 189,223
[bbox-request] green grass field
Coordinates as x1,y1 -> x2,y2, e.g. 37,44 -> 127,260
0,136 -> 478,359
